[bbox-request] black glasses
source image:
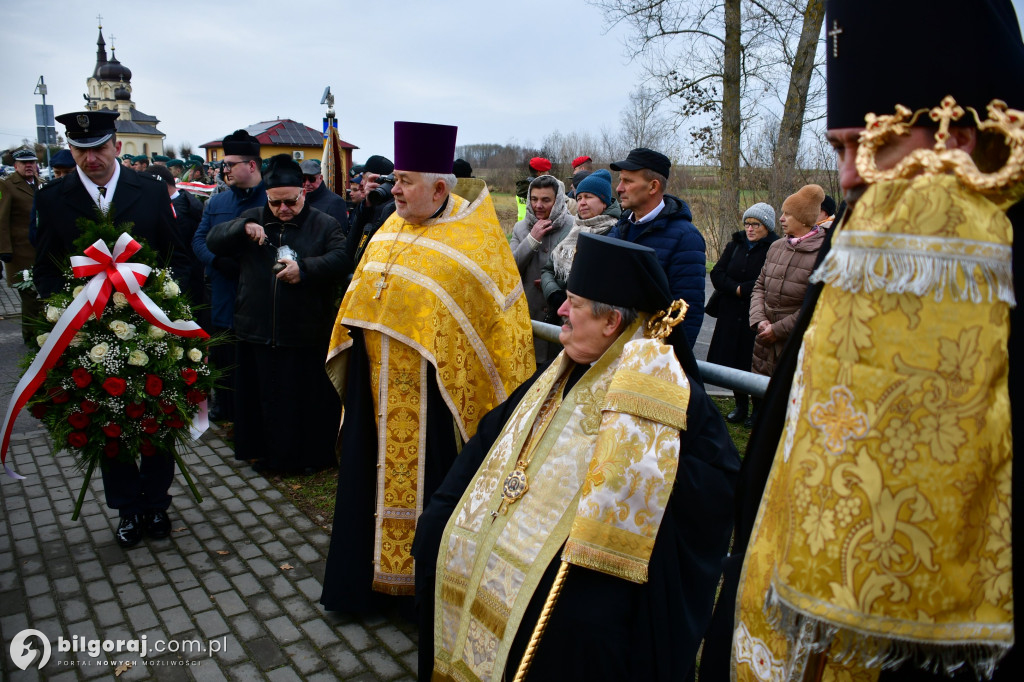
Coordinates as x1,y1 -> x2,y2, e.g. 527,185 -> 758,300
303,175 -> 320,183
743,221 -> 763,228
222,160 -> 247,170
268,192 -> 303,208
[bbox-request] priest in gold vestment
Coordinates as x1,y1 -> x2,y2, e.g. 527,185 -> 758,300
413,233 -> 740,681
320,122 -> 535,614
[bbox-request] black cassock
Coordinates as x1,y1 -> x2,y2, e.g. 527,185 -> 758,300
412,335 -> 740,682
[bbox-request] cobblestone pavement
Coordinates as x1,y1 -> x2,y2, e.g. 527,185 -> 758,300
0,279 -> 418,681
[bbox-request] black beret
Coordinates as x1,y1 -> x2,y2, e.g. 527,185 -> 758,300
263,154 -> 304,188
567,233 -> 671,313
826,0 -> 1024,129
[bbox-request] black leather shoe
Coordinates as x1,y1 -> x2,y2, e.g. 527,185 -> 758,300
725,409 -> 747,424
743,414 -> 755,428
115,515 -> 144,548
145,510 -> 172,539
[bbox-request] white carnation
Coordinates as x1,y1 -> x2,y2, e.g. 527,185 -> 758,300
162,280 -> 180,298
188,347 -> 203,363
88,342 -> 110,363
45,305 -> 62,323
112,292 -> 129,308
109,319 -> 136,340
170,345 -> 184,361
147,325 -> 167,340
127,349 -> 149,366
36,333 -> 50,348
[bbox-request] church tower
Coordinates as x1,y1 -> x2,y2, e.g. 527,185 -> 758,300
83,19 -> 166,158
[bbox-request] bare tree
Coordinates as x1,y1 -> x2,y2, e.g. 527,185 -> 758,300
179,142 -> 193,160
620,87 -> 679,153
592,0 -> 825,246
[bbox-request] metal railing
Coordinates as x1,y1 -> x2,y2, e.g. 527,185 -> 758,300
532,320 -> 769,398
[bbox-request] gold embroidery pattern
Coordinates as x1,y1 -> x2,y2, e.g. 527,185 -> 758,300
735,174 -> 1014,681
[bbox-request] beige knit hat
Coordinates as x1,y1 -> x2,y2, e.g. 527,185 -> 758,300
781,184 -> 826,228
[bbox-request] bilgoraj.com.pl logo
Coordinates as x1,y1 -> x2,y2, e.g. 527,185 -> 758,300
9,629 -> 227,670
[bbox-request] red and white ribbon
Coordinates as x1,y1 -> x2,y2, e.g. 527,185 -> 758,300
1,233 -> 210,478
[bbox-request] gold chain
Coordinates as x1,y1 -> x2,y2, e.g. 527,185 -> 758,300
373,224 -> 428,299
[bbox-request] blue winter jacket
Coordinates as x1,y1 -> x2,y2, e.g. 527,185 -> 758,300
192,181 -> 267,329
609,194 -> 706,348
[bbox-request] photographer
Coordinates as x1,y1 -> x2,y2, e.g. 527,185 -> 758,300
346,154 -> 396,267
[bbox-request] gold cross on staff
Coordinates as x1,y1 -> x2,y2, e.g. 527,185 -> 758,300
828,20 -> 843,58
373,273 -> 388,299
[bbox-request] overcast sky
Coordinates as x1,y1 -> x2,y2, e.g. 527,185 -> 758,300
3,1 -> 1024,165
0,0 -> 647,163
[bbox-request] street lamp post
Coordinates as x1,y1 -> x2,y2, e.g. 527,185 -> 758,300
34,76 -> 53,169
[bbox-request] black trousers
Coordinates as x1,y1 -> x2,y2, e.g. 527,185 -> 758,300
100,452 -> 175,517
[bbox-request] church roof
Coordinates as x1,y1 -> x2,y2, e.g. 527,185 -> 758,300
200,119 -> 357,150
116,119 -> 165,137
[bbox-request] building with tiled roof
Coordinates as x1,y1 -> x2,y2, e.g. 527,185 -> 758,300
200,119 -> 358,171
82,21 -> 165,158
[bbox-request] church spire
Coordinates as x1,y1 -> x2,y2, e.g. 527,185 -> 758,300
93,17 -> 108,79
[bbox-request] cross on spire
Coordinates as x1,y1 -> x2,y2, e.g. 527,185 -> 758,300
96,13 -> 103,28
110,34 -> 116,50
828,20 -> 843,58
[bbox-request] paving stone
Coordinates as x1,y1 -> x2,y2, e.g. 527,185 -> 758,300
229,573 -> 262,597
283,639 -> 326,674
212,633 -> 246,664
360,647 -> 407,680
375,624 -> 416,653
117,582 -> 147,607
198,571 -> 231,594
148,584 -> 180,610
60,597 -> 90,622
267,666 -> 304,682
126,603 -> 160,630
28,593 -> 57,618
249,594 -> 283,620
85,579 -> 115,602
324,644 -> 366,678
295,576 -> 322,601
229,612 -> 267,641
210,589 -> 247,617
300,618 -> 341,648
189,661 -> 229,682
195,609 -> 231,638
160,606 -> 193,635
179,586 -> 215,613
338,622 -> 374,651
246,636 -> 287,670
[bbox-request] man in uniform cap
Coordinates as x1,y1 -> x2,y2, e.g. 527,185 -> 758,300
0,148 -> 41,342
50,149 -> 76,179
166,158 -> 185,179
299,159 -> 347,227
321,121 -> 535,615
131,155 -> 149,172
414,232 -> 739,680
190,129 -> 266,423
608,147 -> 707,349
706,1 -> 1024,679
33,109 -> 191,548
151,154 -> 169,166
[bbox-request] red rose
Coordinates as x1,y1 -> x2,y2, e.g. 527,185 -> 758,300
81,400 -> 100,414
67,431 -> 88,448
29,404 -> 47,419
102,423 -> 122,438
50,387 -> 70,404
125,403 -> 145,419
141,439 -> 157,457
142,417 -> 160,434
67,412 -> 91,429
144,374 -> 163,397
72,368 -> 93,388
181,368 -> 198,386
159,401 -> 176,415
186,389 -> 206,405
165,415 -> 185,429
102,377 -> 127,397
103,440 -> 119,458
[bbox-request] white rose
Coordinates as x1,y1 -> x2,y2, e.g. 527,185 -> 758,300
109,320 -> 136,340
170,345 -> 184,361
88,342 -> 110,363
70,332 -> 87,347
36,333 -> 50,348
147,325 -> 167,340
45,305 -> 62,323
73,285 -> 85,297
112,292 -> 129,308
162,280 -> 180,298
188,348 -> 203,363
127,349 -> 149,366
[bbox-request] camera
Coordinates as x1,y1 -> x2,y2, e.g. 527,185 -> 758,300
367,174 -> 395,206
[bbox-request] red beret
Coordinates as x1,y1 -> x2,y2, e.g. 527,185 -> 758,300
529,157 -> 552,172
572,155 -> 592,169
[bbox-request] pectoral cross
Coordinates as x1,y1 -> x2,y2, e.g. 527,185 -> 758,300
373,273 -> 388,299
828,20 -> 843,58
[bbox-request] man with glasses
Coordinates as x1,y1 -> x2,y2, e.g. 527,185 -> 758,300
191,129 -> 267,423
206,154 -> 351,475
299,159 -> 347,228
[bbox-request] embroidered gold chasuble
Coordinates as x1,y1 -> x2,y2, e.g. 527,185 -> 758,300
327,179 -> 535,595
734,175 -> 1015,682
433,322 -> 690,682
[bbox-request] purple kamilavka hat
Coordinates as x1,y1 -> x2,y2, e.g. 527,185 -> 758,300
394,121 -> 458,174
